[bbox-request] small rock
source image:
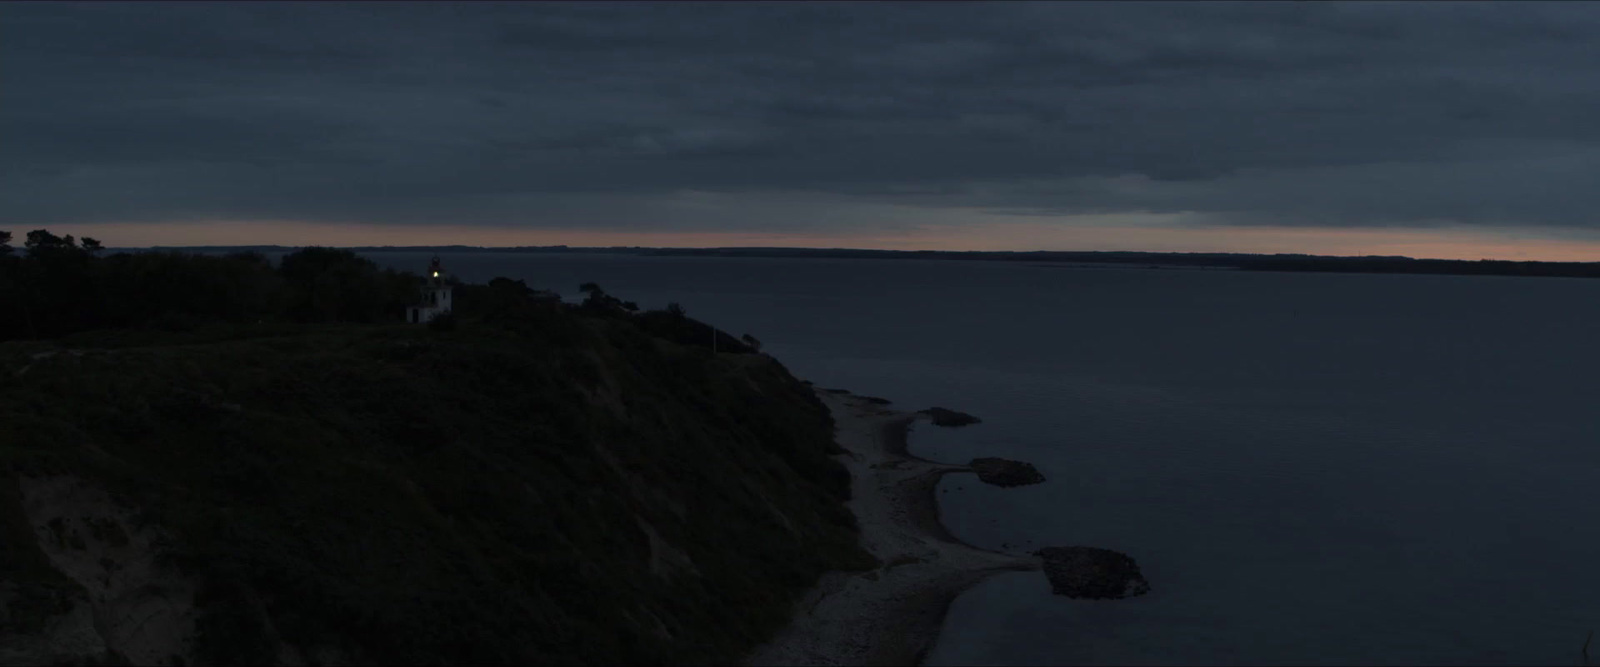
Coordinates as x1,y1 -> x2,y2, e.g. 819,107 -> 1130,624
968,458 -> 1046,487
1034,546 -> 1151,599
921,407 -> 981,427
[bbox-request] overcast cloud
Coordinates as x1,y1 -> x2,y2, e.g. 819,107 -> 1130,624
5,1 -> 1600,239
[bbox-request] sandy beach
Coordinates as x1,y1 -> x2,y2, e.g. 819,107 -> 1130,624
743,391 -> 1041,666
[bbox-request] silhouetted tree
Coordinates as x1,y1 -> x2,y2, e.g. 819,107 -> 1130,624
0,233 -> 452,339
25,229 -> 81,258
666,302 -> 686,318
3,230 -> 95,337
741,333 -> 762,353
0,230 -> 23,335
82,250 -> 283,333
578,281 -> 634,314
476,277 -> 539,315
489,277 -> 534,295
278,247 -> 417,323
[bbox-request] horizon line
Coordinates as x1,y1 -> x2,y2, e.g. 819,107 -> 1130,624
98,244 -> 1600,265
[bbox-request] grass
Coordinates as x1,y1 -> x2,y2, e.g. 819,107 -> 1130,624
0,306 -> 875,664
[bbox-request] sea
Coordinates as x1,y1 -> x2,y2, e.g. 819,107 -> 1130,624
368,251 -> 1600,666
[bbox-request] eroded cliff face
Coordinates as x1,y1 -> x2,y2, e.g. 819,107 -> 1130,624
0,311 -> 872,665
11,475 -> 198,666
0,593 -> 104,667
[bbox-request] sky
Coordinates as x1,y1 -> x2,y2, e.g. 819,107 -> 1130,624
6,1 -> 1600,259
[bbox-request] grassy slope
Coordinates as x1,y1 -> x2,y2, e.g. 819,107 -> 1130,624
0,307 -> 873,665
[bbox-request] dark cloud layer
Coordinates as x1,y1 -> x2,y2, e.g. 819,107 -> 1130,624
5,1 -> 1600,232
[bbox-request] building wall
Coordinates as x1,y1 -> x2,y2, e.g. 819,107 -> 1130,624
409,287 -> 453,323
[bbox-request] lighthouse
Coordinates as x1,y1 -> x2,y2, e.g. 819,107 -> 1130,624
406,256 -> 454,324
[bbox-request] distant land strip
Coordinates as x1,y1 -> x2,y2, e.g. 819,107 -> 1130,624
117,246 -> 1600,280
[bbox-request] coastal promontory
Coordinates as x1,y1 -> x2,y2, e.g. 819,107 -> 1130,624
0,241 -> 872,666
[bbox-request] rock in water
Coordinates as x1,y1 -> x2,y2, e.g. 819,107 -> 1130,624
967,458 -> 1046,487
922,407 -> 981,427
1034,546 -> 1151,599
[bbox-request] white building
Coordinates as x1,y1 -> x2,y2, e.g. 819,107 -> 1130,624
407,256 -> 453,324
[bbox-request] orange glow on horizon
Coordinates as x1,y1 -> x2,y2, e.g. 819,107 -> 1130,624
33,219 -> 1600,263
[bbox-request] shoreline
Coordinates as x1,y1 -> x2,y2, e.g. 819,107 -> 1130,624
744,391 -> 1040,666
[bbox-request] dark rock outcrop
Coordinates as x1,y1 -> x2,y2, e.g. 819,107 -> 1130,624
921,407 -> 981,427
967,458 -> 1045,487
1034,546 -> 1151,599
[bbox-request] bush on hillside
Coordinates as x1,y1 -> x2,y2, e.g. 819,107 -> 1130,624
633,310 -> 754,354
426,311 -> 457,332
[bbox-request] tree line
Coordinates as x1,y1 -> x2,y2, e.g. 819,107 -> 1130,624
1,229 -> 770,354
0,229 -> 419,340
464,278 -> 761,354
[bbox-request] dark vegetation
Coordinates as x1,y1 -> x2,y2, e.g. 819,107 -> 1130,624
0,231 -> 419,341
0,230 -> 873,664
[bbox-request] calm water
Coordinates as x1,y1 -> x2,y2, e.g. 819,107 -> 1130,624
372,252 -> 1600,666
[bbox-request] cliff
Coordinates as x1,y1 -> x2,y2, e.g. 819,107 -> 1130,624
0,304 -> 874,665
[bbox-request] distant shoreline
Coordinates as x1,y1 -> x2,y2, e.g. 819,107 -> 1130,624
744,391 -> 1038,667
113,245 -> 1600,280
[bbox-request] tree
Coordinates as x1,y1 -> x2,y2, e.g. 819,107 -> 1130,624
8,229 -> 93,337
278,247 -> 416,323
25,229 -> 79,258
740,333 -> 762,353
0,230 -> 11,256
80,237 -> 104,255
577,281 -> 635,314
490,277 -> 534,296
666,302 -> 686,318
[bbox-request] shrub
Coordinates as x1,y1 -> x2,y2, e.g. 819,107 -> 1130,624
427,312 -> 458,332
